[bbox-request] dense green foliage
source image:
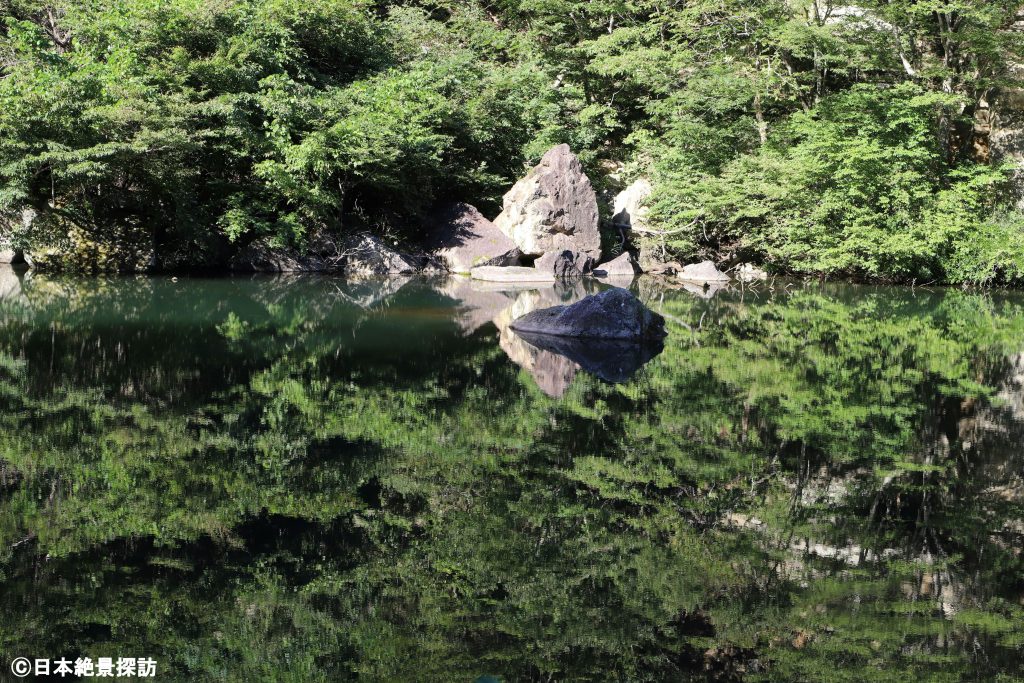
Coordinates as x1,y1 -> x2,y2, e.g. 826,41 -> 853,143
0,273 -> 1023,680
2,1 -> 1024,278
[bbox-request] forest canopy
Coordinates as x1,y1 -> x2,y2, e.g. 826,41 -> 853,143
2,0 -> 1024,282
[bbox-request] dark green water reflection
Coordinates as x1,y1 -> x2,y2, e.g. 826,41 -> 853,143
0,268 -> 1022,682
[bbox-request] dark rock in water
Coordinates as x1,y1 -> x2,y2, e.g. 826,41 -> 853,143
535,249 -> 589,281
426,202 -> 522,274
512,332 -> 664,384
509,288 -> 666,341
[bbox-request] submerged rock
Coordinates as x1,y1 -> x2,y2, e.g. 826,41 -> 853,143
678,260 -> 730,285
509,288 -> 666,341
470,266 -> 556,283
426,202 -> 521,274
494,144 -> 601,263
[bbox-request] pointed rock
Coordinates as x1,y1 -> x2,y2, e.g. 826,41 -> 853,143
495,145 -> 601,263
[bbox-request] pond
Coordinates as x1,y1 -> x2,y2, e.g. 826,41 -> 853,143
0,267 -> 1022,682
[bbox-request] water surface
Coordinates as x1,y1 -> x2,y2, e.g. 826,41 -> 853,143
0,268 -> 1022,682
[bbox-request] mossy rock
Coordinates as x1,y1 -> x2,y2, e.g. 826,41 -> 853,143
24,213 -> 155,274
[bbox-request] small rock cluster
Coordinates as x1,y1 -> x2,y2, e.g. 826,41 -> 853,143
427,144 -> 768,290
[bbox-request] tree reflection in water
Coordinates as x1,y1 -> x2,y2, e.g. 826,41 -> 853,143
0,268 -> 1022,681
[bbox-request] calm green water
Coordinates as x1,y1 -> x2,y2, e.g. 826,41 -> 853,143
0,268 -> 1023,682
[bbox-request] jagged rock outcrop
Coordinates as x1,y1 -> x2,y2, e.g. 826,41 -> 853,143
231,238 -> 336,273
989,78 -> 1024,206
510,288 -> 666,341
340,234 -> 420,276
494,144 -> 601,263
426,202 -> 521,274
535,249 -> 587,281
24,214 -> 155,273
1,208 -> 33,265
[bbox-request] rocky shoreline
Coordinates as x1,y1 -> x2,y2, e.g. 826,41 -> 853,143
1,145 -> 768,291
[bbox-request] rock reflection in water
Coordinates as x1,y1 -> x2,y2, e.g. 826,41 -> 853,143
437,276 -> 664,397
510,331 -> 665,384
492,281 -> 597,397
0,265 -> 23,302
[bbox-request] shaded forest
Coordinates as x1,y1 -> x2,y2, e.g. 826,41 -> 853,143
3,1 -> 1024,282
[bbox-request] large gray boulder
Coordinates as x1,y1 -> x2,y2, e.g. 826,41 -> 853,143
0,248 -> 21,265
510,288 -> 666,341
495,145 -> 601,263
426,202 -> 521,274
678,260 -> 730,286
611,178 -> 653,231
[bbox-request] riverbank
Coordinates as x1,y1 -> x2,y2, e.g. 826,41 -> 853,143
4,2 -> 1024,288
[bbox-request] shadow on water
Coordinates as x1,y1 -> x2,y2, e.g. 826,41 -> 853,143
1,270 -> 1024,681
